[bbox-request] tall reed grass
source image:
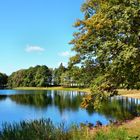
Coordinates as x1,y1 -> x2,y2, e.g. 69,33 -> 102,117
0,119 -> 138,140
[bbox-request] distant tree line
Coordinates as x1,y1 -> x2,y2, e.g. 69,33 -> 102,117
1,63 -> 95,88
8,65 -> 52,88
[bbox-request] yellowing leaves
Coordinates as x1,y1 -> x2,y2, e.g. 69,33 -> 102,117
85,12 -> 112,30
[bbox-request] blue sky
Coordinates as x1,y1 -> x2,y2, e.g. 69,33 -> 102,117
0,0 -> 84,75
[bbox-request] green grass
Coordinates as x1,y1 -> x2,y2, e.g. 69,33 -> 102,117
94,127 -> 129,140
14,86 -> 91,93
0,119 -> 139,140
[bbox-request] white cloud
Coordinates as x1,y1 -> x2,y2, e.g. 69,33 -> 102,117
25,45 -> 45,53
58,51 -> 71,57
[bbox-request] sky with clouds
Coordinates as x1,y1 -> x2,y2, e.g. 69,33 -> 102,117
0,0 -> 84,75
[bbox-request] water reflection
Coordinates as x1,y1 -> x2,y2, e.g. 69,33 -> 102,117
0,90 -> 140,126
10,91 -> 83,113
0,95 -> 7,101
8,91 -> 140,120
98,96 -> 140,120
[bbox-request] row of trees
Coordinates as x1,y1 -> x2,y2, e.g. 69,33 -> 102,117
1,64 -> 93,88
8,65 -> 52,88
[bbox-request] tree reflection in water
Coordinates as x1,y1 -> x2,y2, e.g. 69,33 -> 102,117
0,95 -> 7,101
7,91 -> 140,121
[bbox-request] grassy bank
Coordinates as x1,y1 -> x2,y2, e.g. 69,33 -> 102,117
14,87 -> 91,93
0,118 -> 139,140
118,89 -> 140,99
121,117 -> 140,137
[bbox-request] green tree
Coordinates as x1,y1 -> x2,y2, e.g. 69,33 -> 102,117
70,0 -> 140,108
34,65 -> 52,87
0,72 -> 8,88
53,63 -> 66,85
60,66 -> 87,87
8,65 -> 52,88
60,71 -> 71,87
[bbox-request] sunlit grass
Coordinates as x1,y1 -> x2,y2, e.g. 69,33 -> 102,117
14,86 -> 91,93
118,89 -> 140,99
121,117 -> 140,137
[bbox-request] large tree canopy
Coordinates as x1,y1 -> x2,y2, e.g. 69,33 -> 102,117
70,0 -> 140,89
70,0 -> 140,107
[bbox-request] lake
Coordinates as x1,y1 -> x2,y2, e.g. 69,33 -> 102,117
0,90 -> 140,128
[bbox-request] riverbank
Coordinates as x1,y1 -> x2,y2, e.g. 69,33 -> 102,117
121,117 -> 140,137
118,89 -> 140,99
14,87 -> 91,93
90,117 -> 140,139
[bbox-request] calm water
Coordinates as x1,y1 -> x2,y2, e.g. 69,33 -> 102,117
0,90 -> 140,128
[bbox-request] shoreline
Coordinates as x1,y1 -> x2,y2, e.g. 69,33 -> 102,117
120,117 -> 140,136
14,87 -> 91,93
3,87 -> 140,99
90,116 -> 140,138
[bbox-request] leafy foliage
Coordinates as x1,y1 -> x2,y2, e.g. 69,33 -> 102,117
0,72 -> 8,88
53,63 -> 66,86
8,65 -> 52,88
70,0 -> 140,107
